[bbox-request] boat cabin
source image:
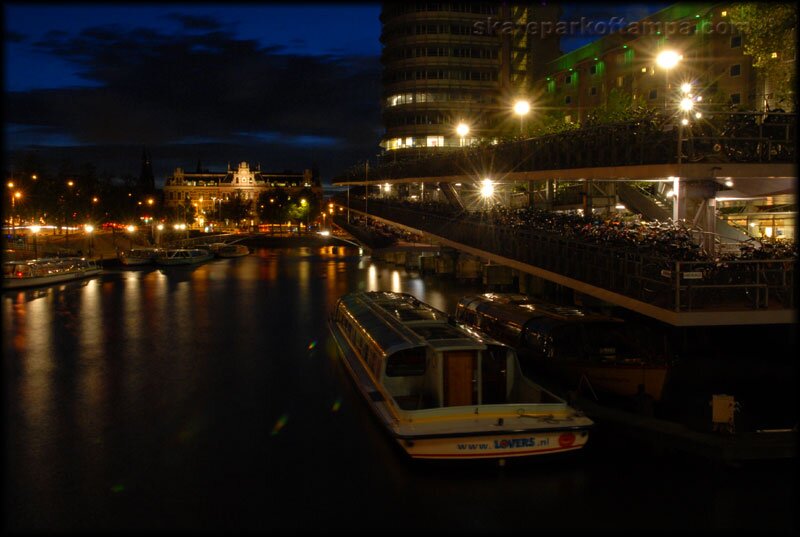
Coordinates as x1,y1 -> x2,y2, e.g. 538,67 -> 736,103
333,292 -> 559,411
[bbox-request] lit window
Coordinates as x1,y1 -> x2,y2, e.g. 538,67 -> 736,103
426,135 -> 444,147
771,52 -> 778,58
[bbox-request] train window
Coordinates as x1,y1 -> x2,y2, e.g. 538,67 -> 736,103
386,349 -> 426,376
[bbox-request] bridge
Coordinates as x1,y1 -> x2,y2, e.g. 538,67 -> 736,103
332,114 -> 796,327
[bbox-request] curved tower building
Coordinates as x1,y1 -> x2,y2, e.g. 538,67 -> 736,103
379,2 -> 561,159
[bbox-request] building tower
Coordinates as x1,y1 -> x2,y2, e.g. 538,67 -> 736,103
378,1 -> 561,160
139,147 -> 155,195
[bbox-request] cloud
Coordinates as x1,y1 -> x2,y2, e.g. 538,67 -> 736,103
4,30 -> 27,43
6,22 -> 382,181
166,12 -> 223,31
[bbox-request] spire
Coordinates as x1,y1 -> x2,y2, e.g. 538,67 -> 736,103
139,146 -> 155,194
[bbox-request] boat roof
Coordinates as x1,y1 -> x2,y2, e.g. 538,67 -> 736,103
337,292 -> 488,355
459,293 -> 618,324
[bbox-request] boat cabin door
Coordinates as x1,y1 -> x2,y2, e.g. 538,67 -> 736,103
443,351 -> 477,406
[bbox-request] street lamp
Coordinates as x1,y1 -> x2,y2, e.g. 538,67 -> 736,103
126,224 -> 136,250
30,225 -> 40,258
456,122 -> 470,147
513,100 -> 531,135
10,190 -> 22,241
656,49 -> 682,114
84,224 -> 94,257
65,180 -> 75,244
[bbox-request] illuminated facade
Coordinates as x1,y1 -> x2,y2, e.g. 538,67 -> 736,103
533,3 -> 794,124
163,162 -> 321,221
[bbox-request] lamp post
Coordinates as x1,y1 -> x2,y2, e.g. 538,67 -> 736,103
10,189 -> 22,242
126,224 -> 136,250
31,225 -> 40,258
513,100 -> 530,136
656,50 -> 682,116
456,122 -> 470,148
84,224 -> 94,257
65,180 -> 74,245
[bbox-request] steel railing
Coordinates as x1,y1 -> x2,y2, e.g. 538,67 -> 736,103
337,197 -> 794,312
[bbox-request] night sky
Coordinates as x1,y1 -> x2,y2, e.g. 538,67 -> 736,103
3,2 -> 670,186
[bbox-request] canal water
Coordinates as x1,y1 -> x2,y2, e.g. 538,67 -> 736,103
2,245 -> 795,532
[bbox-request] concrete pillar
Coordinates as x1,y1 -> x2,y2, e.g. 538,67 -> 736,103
582,179 -> 593,214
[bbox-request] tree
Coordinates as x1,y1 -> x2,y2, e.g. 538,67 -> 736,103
729,3 -> 797,109
584,88 -> 657,126
220,192 -> 250,226
257,188 -> 290,223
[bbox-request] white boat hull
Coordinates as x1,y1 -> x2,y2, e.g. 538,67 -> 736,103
398,429 -> 588,460
155,250 -> 214,266
3,259 -> 103,290
329,314 -> 592,461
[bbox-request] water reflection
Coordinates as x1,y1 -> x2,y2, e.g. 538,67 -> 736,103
2,246 -> 795,533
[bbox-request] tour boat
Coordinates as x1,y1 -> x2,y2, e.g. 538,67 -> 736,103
119,247 -> 163,266
209,243 -> 250,258
455,294 -> 670,401
3,257 -> 102,290
155,248 -> 214,266
329,291 -> 593,460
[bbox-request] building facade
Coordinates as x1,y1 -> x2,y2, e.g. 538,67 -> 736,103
163,162 -> 321,223
379,1 -> 561,157
533,3 -> 794,124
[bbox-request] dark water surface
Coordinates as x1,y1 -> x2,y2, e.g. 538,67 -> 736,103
3,246 -> 795,532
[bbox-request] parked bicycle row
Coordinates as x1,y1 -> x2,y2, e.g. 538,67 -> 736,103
336,110 -> 796,184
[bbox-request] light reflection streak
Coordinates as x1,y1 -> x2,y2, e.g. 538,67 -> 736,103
391,270 -> 401,293
367,264 -> 378,291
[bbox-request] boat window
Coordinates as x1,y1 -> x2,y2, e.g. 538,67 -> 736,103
385,348 -> 426,377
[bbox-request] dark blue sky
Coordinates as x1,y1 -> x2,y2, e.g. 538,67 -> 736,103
4,2 -> 671,184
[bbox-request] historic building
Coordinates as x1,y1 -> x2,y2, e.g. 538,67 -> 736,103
163,162 -> 321,223
379,1 -> 561,157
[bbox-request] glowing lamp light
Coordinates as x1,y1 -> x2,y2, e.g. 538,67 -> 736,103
724,179 -> 734,187
666,190 -> 675,198
126,225 -> 136,233
513,100 -> 530,116
615,204 -> 626,210
84,224 -> 94,233
31,225 -> 41,234
456,123 -> 470,137
680,82 -> 692,94
695,112 -> 702,119
681,118 -> 690,126
679,98 -> 694,111
480,178 -> 494,198
656,50 -> 681,69
156,224 -> 164,231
